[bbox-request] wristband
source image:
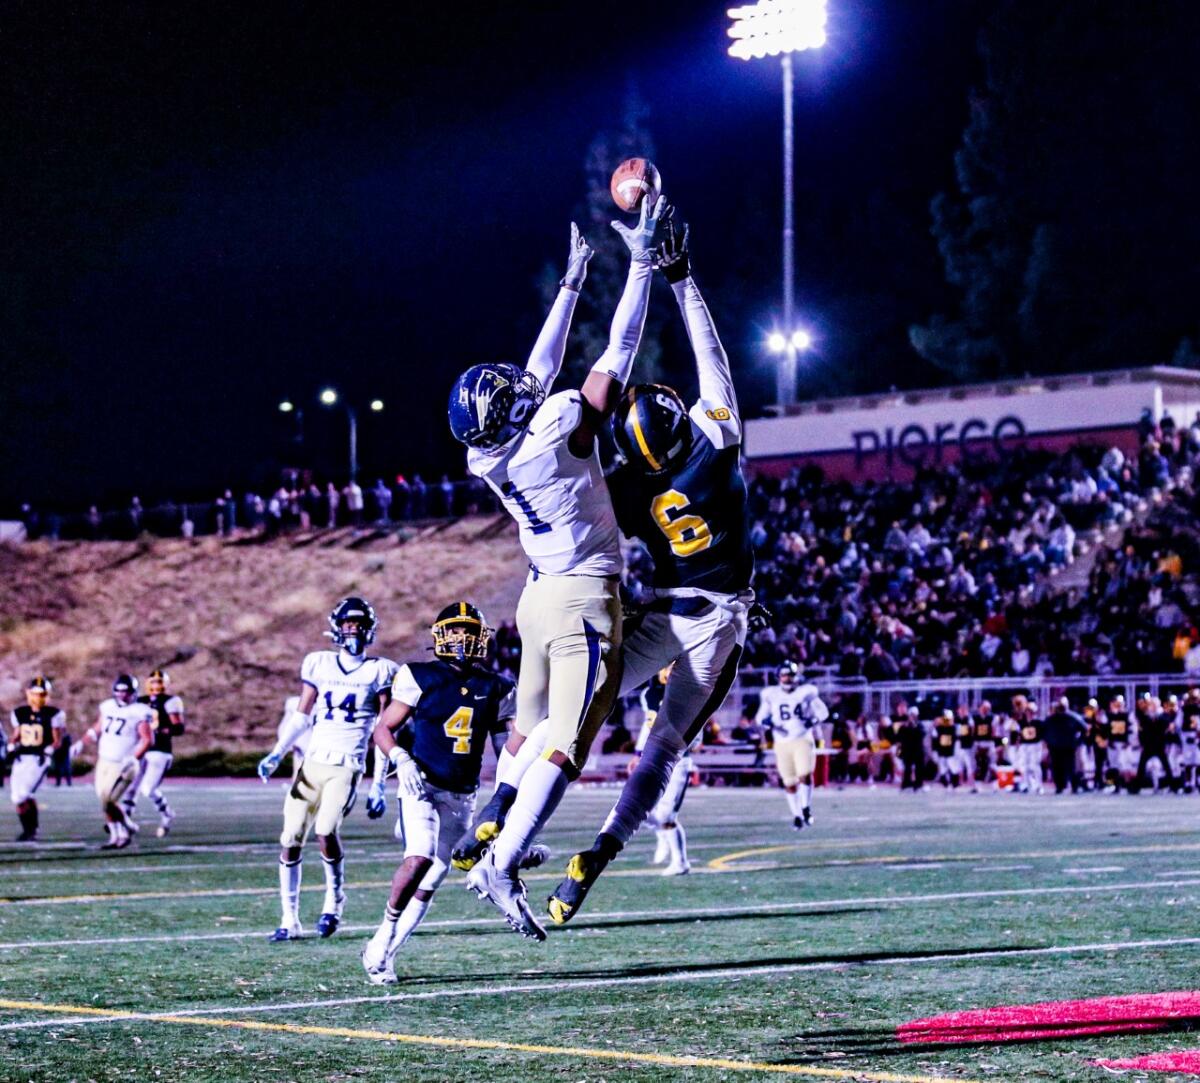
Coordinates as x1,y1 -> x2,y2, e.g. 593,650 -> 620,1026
559,277 -> 582,293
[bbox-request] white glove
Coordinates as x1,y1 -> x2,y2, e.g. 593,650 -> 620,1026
257,751 -> 282,783
611,194 -> 669,263
389,747 -> 425,798
561,222 -> 594,290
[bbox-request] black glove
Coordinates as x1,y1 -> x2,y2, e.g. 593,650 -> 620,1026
748,600 -> 773,633
655,215 -> 690,283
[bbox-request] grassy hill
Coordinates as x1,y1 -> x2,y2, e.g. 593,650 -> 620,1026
0,518 -> 526,762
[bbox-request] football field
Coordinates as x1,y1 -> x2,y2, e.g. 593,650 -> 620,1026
3,782 -> 1200,1082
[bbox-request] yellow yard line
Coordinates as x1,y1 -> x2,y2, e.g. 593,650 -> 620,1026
0,998 -> 981,1083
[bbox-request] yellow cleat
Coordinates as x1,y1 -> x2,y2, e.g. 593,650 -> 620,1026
451,820 -> 501,871
546,896 -> 574,926
546,848 -> 609,926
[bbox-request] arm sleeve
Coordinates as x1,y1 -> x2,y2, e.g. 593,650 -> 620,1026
672,278 -> 740,448
807,692 -> 830,725
525,288 -> 581,395
591,261 -> 654,387
272,709 -> 313,758
391,665 -> 423,709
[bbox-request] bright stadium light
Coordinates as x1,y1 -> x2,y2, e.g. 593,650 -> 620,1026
792,329 -> 812,351
727,0 -> 827,59
278,400 -> 294,413
728,0 -> 828,407
369,399 -> 384,413
767,332 -> 787,354
319,388 -> 338,406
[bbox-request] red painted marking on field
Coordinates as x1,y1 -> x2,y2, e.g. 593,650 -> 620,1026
1094,1050 -> 1200,1074
897,991 -> 1200,1045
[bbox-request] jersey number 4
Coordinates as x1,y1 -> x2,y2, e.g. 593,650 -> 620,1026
651,489 -> 712,558
444,707 -> 474,754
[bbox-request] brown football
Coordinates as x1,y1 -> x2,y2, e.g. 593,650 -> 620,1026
610,158 -> 662,213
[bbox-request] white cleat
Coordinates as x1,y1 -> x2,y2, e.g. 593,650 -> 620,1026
661,862 -> 691,877
465,849 -> 546,941
361,933 -> 399,985
156,810 -> 175,838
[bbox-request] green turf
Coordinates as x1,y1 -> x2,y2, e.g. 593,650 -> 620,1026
3,781 -> 1200,1082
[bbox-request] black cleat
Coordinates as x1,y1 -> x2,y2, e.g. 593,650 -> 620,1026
792,816 -> 805,831
546,847 -> 610,927
451,787 -> 517,871
802,806 -> 813,826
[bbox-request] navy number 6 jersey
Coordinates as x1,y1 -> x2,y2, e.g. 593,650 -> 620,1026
391,660 -> 515,793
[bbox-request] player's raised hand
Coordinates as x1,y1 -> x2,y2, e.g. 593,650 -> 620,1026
611,194 -> 670,263
748,600 -> 773,633
562,222 -> 594,290
655,216 -> 691,284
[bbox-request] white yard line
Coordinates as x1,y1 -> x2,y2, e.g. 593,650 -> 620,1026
4,934 -> 1200,1033
4,877 -> 1200,952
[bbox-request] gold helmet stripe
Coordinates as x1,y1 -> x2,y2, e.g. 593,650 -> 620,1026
628,393 -> 663,472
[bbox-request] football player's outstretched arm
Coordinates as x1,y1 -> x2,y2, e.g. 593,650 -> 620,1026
258,685 -> 317,781
370,683 -> 425,798
525,223 -> 593,394
570,195 -> 667,456
133,719 -> 153,761
657,218 -> 741,447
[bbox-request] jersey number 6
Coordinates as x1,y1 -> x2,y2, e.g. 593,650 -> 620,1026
651,489 -> 713,558
444,707 -> 474,754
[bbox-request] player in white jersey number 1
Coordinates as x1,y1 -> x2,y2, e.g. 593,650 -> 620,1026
756,662 -> 829,830
73,675 -> 154,849
446,197 -> 667,940
257,597 -> 397,941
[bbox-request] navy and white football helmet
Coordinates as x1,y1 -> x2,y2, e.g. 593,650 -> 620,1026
448,363 -> 544,451
112,674 -> 139,704
327,596 -> 377,657
776,661 -> 799,690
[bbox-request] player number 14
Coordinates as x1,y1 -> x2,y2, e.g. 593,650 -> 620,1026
444,707 -> 474,754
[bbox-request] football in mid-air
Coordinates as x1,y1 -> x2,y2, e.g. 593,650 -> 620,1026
610,158 -> 662,213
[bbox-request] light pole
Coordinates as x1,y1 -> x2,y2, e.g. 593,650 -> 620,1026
319,389 -> 384,481
278,399 -> 304,446
728,0 -> 827,407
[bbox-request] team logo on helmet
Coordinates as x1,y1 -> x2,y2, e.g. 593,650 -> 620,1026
327,596 -> 378,657
432,602 -> 492,662
448,364 -> 545,450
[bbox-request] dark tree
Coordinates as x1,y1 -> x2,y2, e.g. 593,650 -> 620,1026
911,1 -> 1200,382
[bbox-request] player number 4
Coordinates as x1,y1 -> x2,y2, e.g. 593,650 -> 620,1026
444,707 -> 474,754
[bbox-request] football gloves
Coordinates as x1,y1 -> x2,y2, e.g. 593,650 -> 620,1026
365,780 -> 388,819
611,193 -> 669,264
389,747 -> 426,799
654,215 -> 691,283
748,600 -> 773,633
257,752 -> 282,783
561,222 -> 594,291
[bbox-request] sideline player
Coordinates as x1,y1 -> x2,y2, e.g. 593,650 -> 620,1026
73,676 -> 154,849
755,663 -> 829,828
446,202 -> 664,939
1181,689 -> 1200,792
933,709 -> 959,787
361,603 -> 537,982
543,215 -> 761,923
634,667 -> 695,876
8,677 -> 65,841
125,669 -> 185,836
257,597 -> 396,941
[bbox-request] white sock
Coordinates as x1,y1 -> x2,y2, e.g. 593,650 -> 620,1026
674,824 -> 689,867
785,790 -> 801,816
491,757 -> 569,873
321,855 -> 345,914
800,781 -> 813,810
279,859 -> 302,926
393,896 -> 431,947
601,736 -> 681,847
664,825 -> 682,866
496,720 -> 550,790
653,828 -> 670,863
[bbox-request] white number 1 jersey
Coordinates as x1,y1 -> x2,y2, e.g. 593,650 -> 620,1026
756,683 -> 829,743
468,391 -> 621,577
300,651 -> 398,771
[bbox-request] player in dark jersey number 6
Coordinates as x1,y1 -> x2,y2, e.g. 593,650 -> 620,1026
361,603 -> 548,984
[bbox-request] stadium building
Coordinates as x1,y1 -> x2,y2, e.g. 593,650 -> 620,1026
744,366 -> 1200,481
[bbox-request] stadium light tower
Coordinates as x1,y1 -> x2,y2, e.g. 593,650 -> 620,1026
728,0 -> 827,407
318,390 -> 384,480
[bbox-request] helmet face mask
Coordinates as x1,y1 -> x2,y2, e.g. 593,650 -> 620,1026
25,676 -> 51,710
612,384 -> 691,475
147,669 -> 169,696
776,662 -> 798,690
432,602 -> 492,663
448,364 -> 545,451
112,674 -> 138,705
327,597 -> 378,657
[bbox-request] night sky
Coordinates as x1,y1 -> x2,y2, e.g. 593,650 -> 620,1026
4,1 -> 990,509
